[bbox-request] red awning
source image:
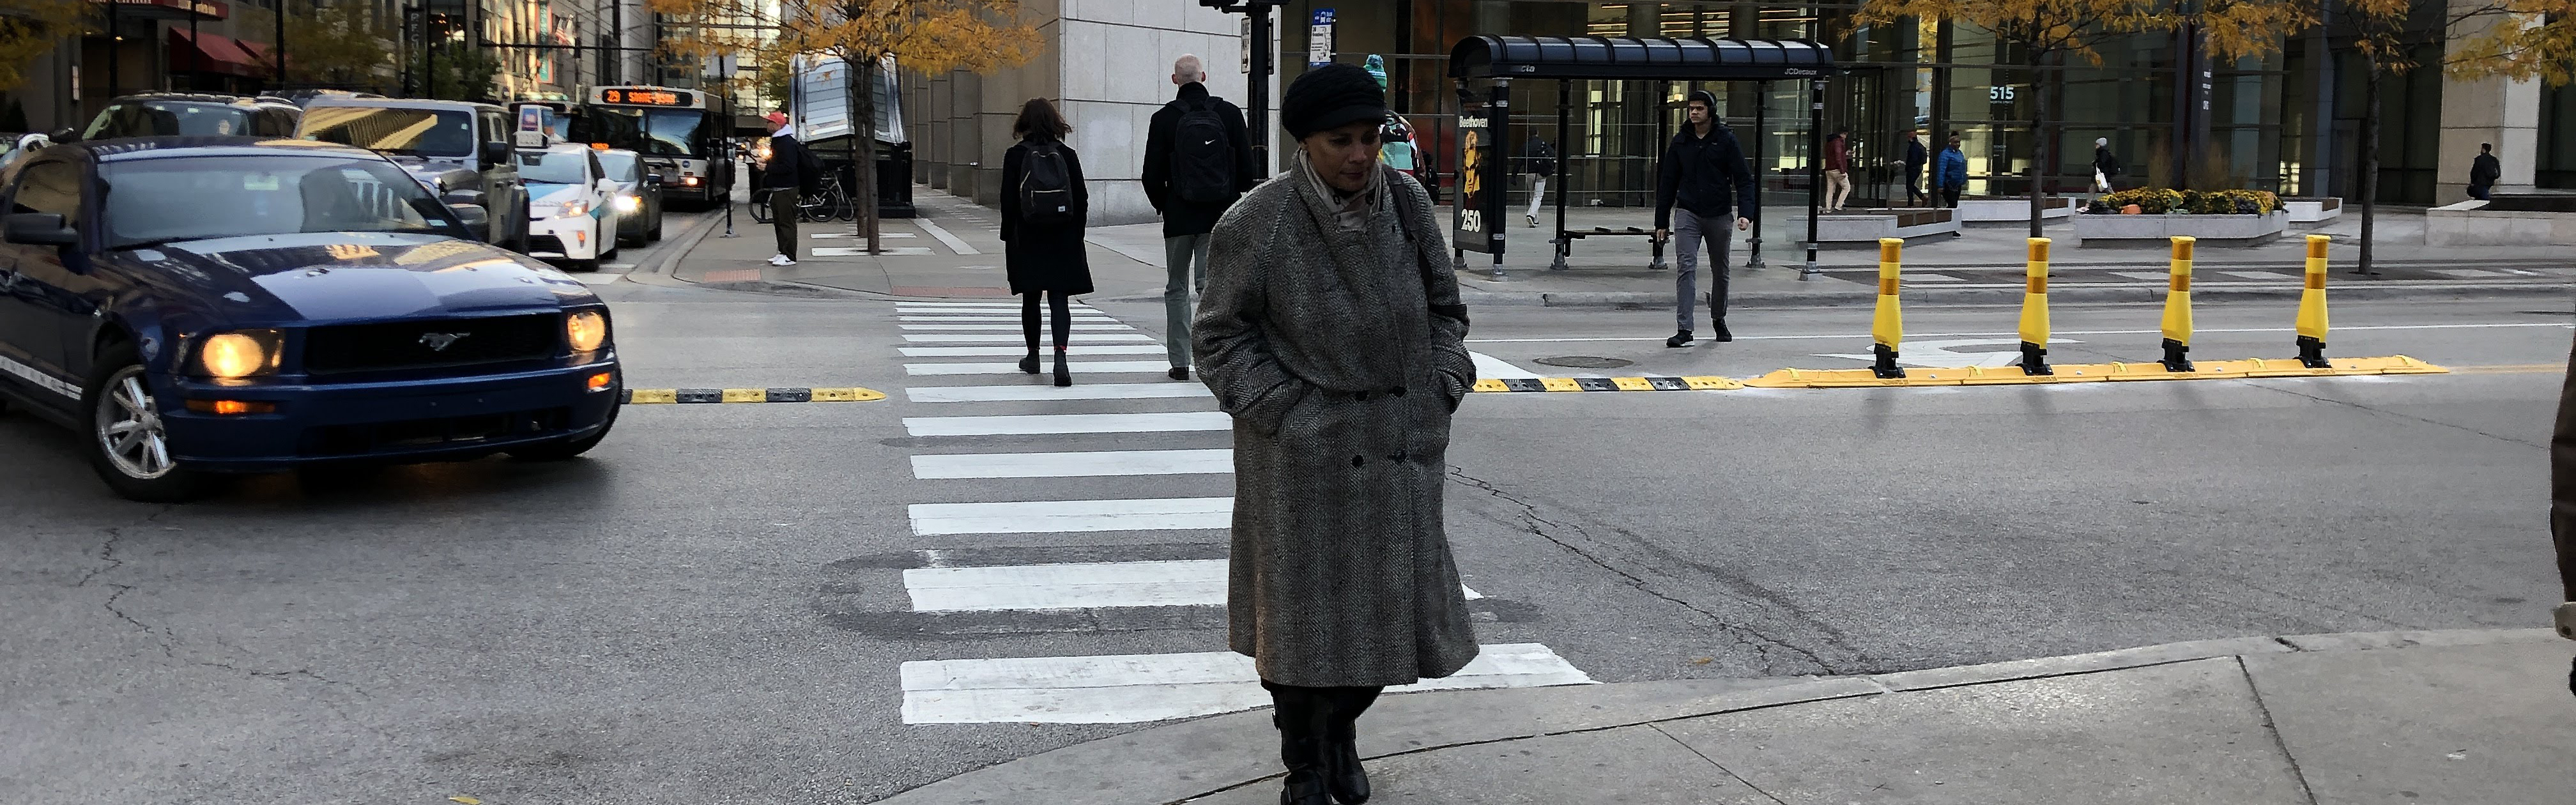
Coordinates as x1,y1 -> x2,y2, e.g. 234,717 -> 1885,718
169,28 -> 262,77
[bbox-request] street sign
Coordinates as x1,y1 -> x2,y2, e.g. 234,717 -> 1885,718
1308,9 -> 1335,66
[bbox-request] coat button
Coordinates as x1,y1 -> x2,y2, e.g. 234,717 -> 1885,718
1391,386 -> 1407,397
1351,455 -> 1365,467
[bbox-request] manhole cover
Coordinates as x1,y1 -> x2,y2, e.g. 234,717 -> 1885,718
1534,356 -> 1634,369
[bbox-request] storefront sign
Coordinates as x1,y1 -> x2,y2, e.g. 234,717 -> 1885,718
1308,10 -> 1335,67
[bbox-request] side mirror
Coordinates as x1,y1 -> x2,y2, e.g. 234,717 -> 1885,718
3,212 -> 77,246
645,173 -> 664,187
47,128 -> 79,144
440,188 -> 489,207
480,141 -> 511,167
445,204 -> 490,240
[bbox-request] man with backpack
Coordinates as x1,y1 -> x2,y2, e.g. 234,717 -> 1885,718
1142,54 -> 1257,381
762,111 -> 825,267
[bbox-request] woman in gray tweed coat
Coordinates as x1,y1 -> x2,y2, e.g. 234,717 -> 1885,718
1192,63 -> 1478,805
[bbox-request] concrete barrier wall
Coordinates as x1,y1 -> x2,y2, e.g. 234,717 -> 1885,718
2425,204 -> 2576,246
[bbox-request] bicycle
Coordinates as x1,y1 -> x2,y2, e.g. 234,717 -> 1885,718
748,187 -> 775,224
801,180 -> 847,224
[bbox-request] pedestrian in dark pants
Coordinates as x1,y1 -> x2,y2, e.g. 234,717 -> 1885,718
1653,89 -> 1758,349
2470,142 -> 2501,201
2551,331 -> 2576,694
1902,128 -> 1928,206
1935,132 -> 1969,209
1195,63 -> 1478,805
2092,137 -> 2122,194
1142,54 -> 1256,382
1002,98 -> 1094,387
760,111 -> 815,266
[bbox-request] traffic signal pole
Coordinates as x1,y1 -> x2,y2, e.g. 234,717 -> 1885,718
1204,1 -> 1282,174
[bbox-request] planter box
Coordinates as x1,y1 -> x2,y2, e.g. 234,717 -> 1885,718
2425,201 -> 2576,246
2283,197 -> 2343,224
2074,211 -> 2287,247
1954,196 -> 2075,226
1788,209 -> 1959,249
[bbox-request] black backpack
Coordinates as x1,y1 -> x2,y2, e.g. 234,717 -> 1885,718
1169,99 -> 1237,204
791,139 -> 827,195
1528,141 -> 1558,177
1019,141 -> 1076,225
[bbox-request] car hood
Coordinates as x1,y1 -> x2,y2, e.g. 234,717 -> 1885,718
123,233 -> 597,324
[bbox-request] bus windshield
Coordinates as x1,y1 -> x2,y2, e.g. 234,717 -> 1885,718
591,107 -> 703,157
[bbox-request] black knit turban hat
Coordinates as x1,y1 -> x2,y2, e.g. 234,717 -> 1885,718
1281,63 -> 1389,140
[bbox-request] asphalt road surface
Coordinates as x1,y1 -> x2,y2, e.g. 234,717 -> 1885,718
4,266 -> 2566,802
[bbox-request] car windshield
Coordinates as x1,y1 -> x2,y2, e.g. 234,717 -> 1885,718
298,106 -> 475,157
100,155 -> 457,247
590,107 -> 702,157
597,151 -> 640,182
84,102 -> 254,139
515,150 -> 588,185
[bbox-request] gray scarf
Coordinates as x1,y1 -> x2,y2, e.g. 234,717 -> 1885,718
1278,149 -> 1414,391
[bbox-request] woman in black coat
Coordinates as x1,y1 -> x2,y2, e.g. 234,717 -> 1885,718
1000,97 -> 1095,387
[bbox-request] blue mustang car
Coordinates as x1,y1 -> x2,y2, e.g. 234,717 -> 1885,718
0,137 -> 620,501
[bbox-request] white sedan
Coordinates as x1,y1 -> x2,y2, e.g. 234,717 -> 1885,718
514,144 -> 621,271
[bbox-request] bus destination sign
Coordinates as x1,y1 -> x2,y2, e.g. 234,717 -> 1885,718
599,88 -> 696,107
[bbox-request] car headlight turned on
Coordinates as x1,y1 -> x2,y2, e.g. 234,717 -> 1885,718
615,194 -> 641,213
557,200 -> 590,218
196,329 -> 282,379
565,309 -> 610,353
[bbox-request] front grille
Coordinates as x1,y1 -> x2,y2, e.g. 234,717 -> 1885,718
301,406 -> 572,457
303,314 -> 560,375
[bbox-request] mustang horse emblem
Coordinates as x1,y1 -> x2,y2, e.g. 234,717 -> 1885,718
418,332 -> 471,351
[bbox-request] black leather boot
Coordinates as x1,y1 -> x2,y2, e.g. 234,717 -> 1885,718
1322,687 -> 1381,803
1017,353 -> 1039,374
1053,351 -> 1073,387
1269,686 -> 1333,805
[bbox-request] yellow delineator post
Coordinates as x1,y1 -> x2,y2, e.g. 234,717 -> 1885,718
2019,237 -> 2053,376
2296,234 -> 2331,368
2159,236 -> 2196,372
1871,238 -> 1905,378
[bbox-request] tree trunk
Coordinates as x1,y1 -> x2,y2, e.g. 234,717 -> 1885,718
2358,63 -> 2379,276
846,52 -> 882,254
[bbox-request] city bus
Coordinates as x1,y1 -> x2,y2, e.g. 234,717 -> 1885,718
583,86 -> 734,208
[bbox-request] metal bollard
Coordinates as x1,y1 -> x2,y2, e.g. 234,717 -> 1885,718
2160,236 -> 2196,372
2296,234 -> 2331,368
2020,237 -> 2053,376
1871,238 -> 1905,379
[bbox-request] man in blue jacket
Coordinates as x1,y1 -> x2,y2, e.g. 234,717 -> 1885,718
1935,132 -> 1969,209
1654,89 -> 1757,348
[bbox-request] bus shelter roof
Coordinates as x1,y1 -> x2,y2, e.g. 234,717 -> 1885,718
1449,36 -> 1837,82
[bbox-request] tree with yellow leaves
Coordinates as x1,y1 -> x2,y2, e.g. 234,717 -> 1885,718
267,2 -> 399,89
0,0 -> 88,94
650,0 -> 1040,253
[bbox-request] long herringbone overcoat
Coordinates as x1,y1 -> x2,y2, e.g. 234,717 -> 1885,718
1192,162 -> 1480,687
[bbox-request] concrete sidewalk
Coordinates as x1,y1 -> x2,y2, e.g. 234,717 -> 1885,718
877,629 -> 2575,804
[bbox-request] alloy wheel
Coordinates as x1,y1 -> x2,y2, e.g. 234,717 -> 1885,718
94,367 -> 173,480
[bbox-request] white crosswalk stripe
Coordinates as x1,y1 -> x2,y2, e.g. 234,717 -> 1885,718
910,448 -> 1233,479
900,644 -> 1594,724
877,294 -> 1589,724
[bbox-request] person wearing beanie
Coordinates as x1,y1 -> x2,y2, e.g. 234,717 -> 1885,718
2092,137 -> 2121,194
1193,61 -> 1478,805
1653,89 -> 1758,348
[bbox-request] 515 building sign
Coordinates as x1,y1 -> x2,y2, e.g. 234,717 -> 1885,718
1452,100 -> 1509,255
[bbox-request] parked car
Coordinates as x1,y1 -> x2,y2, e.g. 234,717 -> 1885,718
75,93 -> 302,141
0,137 -> 621,502
596,148 -> 664,246
516,143 -> 620,271
295,96 -> 532,253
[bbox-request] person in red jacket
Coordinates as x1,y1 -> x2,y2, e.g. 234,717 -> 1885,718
1823,126 -> 1851,212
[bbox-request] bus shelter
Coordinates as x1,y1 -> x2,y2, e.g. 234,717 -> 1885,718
1448,36 -> 1838,279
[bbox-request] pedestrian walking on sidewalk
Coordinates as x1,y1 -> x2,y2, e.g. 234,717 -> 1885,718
1001,97 -> 1094,387
1194,62 -> 1479,805
2092,137 -> 2122,194
2469,142 -> 2501,201
761,111 -> 822,266
1935,132 -> 1969,210
1653,89 -> 1758,348
1524,135 -> 1558,227
1902,128 -> 1929,206
2552,332 -> 2576,694
1143,54 -> 1257,382
1823,126 -> 1853,212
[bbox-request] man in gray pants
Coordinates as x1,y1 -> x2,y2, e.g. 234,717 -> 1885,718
1142,54 -> 1258,380
1653,90 -> 1758,348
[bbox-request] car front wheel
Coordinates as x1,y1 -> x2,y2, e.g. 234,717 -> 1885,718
84,349 -> 210,502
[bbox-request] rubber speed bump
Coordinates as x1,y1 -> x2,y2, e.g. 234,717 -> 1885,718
1744,356 -> 2445,388
1473,376 -> 1744,392
621,387 -> 887,404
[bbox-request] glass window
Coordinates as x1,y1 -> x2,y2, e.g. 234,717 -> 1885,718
8,159 -> 82,224
83,102 -> 256,139
98,155 -> 454,247
595,151 -> 641,182
513,150 -> 590,185
591,107 -> 703,157
297,107 -> 477,157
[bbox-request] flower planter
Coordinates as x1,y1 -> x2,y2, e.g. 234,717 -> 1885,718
2282,197 -> 2342,224
2074,211 -> 2287,247
1788,209 -> 1960,249
1953,196 -> 2075,226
